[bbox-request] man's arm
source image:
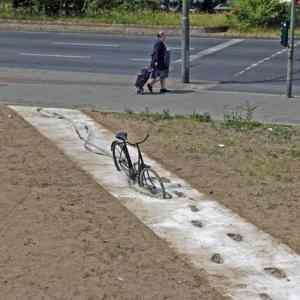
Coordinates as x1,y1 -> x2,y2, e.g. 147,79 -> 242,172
151,41 -> 162,68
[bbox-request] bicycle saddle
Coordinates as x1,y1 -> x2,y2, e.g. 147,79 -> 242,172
115,131 -> 128,141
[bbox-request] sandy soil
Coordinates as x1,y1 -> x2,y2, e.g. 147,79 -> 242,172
86,111 -> 300,254
0,105 -> 230,300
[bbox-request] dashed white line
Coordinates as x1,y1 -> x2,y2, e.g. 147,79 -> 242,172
131,40 -> 243,65
130,58 -> 150,62
169,47 -> 195,51
233,41 -> 300,77
52,42 -> 120,48
19,52 -> 91,59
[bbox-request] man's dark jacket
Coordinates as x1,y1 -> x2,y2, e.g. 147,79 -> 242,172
151,40 -> 168,71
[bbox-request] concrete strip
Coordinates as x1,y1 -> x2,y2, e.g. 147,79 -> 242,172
10,106 -> 300,300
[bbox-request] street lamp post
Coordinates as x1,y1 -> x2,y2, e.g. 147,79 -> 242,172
287,0 -> 296,98
182,0 -> 190,83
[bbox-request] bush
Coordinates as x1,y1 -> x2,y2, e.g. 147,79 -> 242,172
83,0 -> 121,13
119,0 -> 159,10
11,0 -> 160,16
228,0 -> 288,29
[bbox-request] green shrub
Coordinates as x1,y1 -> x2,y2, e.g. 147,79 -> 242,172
10,0 -> 160,16
190,112 -> 212,123
228,0 -> 288,29
69,0 -> 160,17
223,101 -> 261,130
119,0 -> 160,10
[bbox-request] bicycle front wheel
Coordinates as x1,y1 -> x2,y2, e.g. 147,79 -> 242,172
139,167 -> 166,199
111,141 -> 130,177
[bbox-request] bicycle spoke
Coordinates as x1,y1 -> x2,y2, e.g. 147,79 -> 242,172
139,167 -> 166,198
112,136 -> 166,199
112,142 -> 130,177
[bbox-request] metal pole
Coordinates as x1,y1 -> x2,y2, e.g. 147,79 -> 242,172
182,0 -> 190,83
287,0 -> 296,98
42,0 -> 46,18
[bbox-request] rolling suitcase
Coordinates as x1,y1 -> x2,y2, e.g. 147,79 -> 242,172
135,67 -> 152,94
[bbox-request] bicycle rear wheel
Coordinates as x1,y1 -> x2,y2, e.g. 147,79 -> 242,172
111,141 -> 130,177
139,167 -> 166,199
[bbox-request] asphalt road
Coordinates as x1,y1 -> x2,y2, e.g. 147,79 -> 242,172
1,30 -> 300,95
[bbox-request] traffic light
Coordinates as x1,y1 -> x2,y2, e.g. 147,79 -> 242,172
280,21 -> 289,47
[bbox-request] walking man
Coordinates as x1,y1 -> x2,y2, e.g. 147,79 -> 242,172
147,31 -> 171,94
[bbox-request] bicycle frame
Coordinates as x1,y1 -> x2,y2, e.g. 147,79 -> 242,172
112,132 -> 166,199
120,140 -> 147,182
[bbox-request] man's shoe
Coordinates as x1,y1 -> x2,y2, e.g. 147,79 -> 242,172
147,84 -> 153,93
137,88 -> 144,95
160,88 -> 171,94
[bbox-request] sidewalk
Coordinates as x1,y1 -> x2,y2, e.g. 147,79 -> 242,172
1,67 -> 300,125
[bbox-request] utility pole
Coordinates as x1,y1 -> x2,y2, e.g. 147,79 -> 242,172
182,0 -> 190,83
287,0 -> 296,98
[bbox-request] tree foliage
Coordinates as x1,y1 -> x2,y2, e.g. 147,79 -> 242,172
228,0 -> 288,28
11,0 -> 160,16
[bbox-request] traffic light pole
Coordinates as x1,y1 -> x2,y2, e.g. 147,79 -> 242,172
182,0 -> 190,83
287,0 -> 296,98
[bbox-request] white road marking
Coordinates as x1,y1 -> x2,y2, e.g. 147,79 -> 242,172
52,42 -> 120,48
19,52 -> 91,59
169,47 -> 195,51
130,58 -> 150,62
173,39 -> 244,64
234,41 -> 300,77
11,105 -> 300,300
130,41 -> 240,65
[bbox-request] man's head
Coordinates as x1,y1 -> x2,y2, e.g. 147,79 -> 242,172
157,31 -> 166,42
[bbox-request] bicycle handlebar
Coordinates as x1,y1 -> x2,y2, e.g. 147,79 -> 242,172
128,134 -> 150,146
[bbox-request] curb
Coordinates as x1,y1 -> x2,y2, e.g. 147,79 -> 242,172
0,19 -> 228,37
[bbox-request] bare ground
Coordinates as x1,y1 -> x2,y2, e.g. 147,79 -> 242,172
0,105 -> 230,299
86,110 -> 300,254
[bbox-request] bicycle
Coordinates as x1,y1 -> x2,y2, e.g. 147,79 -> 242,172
111,131 -> 167,199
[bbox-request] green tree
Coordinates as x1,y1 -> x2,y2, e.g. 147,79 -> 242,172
228,0 -> 288,29
11,0 -> 160,16
83,0 -> 159,14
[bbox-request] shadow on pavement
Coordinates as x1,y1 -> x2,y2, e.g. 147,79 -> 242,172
168,90 -> 195,94
141,90 -> 195,95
